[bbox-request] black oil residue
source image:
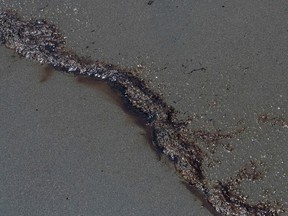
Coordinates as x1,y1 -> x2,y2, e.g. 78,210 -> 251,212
0,10 -> 286,216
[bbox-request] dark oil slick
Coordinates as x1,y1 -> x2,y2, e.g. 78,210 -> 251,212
0,10 -> 286,216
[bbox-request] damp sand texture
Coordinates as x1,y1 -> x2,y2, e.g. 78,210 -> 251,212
1,1 -> 288,216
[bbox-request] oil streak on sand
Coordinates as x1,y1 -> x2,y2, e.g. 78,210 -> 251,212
0,10 -> 286,215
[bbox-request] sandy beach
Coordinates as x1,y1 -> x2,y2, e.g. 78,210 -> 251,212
1,1 -> 287,215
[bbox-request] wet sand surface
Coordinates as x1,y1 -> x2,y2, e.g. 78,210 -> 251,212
0,47 -> 212,216
0,1 -> 288,215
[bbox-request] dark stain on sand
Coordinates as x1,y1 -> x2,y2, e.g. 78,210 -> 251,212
75,76 -> 160,159
40,65 -> 54,82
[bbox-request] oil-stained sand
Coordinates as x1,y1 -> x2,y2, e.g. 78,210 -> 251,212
0,0 -> 285,215
0,47 -> 212,216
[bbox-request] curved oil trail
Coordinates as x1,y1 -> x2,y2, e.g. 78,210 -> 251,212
0,10 -> 285,215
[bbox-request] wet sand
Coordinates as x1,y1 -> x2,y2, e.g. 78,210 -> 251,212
1,1 -> 288,215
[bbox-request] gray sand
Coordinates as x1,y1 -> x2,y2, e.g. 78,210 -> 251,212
1,1 -> 288,215
0,47 -> 211,216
